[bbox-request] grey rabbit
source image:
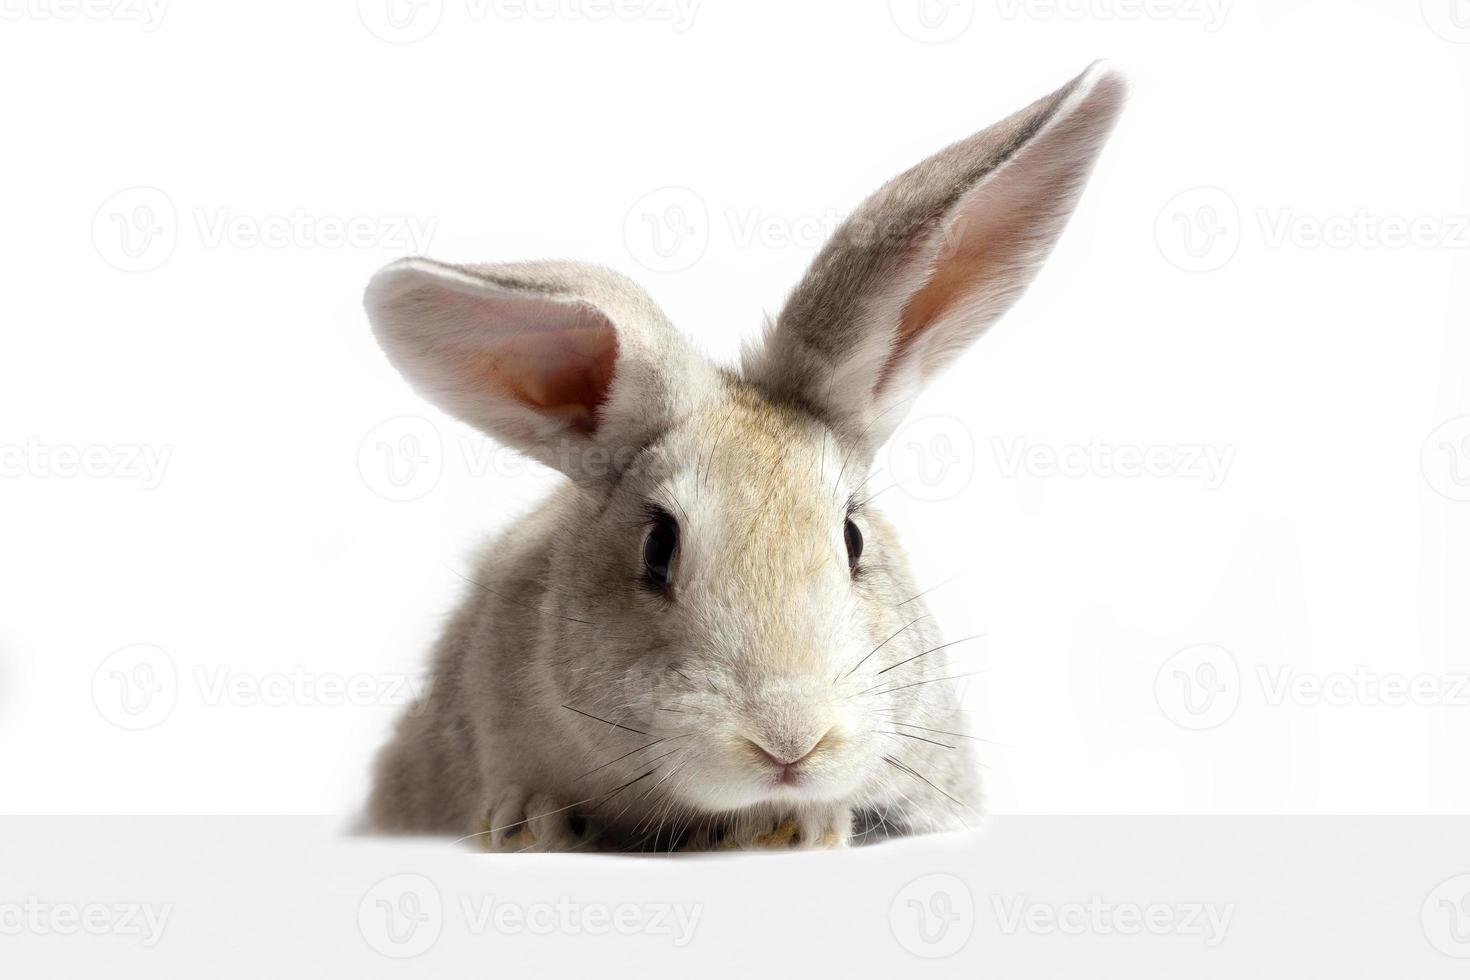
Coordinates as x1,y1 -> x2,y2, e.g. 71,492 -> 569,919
361,62 -> 1126,850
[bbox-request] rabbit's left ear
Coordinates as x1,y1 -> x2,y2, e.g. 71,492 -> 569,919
364,258 -> 716,484
743,62 -> 1127,461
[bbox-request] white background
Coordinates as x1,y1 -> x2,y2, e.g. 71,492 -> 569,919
2,0 -> 1468,818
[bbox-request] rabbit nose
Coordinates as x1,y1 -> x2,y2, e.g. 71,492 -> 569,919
745,728 -> 832,769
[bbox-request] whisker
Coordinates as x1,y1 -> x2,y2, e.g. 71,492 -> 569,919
883,755 -> 972,812
701,405 -> 738,493
877,729 -> 955,749
615,747 -> 704,847
572,733 -> 691,782
876,634 -> 986,676
831,396 -> 914,501
857,669 -> 988,698
656,486 -> 691,530
452,767 -> 660,847
886,721 -> 1000,744
850,467 -> 885,495
561,704 -> 652,736
838,614 -> 930,682
895,573 -> 963,608
852,482 -> 898,509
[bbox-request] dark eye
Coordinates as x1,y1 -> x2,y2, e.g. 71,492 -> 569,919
844,517 -> 864,573
643,510 -> 679,591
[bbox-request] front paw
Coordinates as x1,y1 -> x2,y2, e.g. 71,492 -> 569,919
708,805 -> 852,851
470,788 -> 598,853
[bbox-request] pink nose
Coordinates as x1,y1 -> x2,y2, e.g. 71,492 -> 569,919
746,730 -> 830,770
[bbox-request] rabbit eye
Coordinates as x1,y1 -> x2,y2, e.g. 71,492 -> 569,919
643,509 -> 678,591
844,518 -> 864,573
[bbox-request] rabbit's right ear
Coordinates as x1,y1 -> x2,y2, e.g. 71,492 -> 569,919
744,62 -> 1127,464
364,258 -> 715,484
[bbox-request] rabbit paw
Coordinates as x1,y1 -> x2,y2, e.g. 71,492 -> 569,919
471,788 -> 597,853
711,805 -> 852,851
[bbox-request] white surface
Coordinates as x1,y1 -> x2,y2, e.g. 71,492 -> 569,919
2,816 -> 1469,975
2,2 -> 1469,817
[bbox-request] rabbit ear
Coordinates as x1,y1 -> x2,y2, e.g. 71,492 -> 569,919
744,62 -> 1127,461
365,258 -> 714,483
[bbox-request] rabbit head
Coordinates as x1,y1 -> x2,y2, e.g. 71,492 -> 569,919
364,63 -> 1125,825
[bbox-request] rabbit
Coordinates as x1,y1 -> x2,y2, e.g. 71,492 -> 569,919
361,62 -> 1126,851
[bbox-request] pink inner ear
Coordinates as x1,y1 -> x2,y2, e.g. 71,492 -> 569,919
888,195 -> 1033,382
482,323 -> 619,435
881,105 -> 1102,394
442,289 -> 619,437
